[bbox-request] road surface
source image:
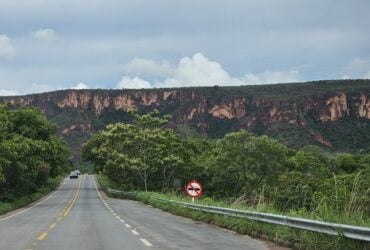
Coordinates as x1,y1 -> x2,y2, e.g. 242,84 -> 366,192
0,175 -> 282,250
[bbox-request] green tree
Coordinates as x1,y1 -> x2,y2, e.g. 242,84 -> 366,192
82,110 -> 187,192
0,106 -> 70,200
205,131 -> 289,203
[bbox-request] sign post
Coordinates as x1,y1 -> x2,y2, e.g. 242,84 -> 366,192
185,180 -> 203,203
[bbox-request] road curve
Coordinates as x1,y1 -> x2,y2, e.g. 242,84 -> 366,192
0,175 -> 280,250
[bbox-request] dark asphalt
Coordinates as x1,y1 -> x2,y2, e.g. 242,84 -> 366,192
0,175 -> 275,250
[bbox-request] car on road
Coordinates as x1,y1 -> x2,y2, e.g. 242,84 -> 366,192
70,171 -> 78,179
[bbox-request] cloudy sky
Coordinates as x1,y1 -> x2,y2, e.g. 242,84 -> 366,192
0,0 -> 369,96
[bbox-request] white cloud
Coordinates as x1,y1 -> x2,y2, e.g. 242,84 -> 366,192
31,29 -> 57,41
365,71 -> 370,79
162,53 -> 243,87
117,53 -> 302,88
71,82 -> 89,89
0,89 -> 17,96
243,70 -> 301,84
117,76 -> 152,89
0,34 -> 16,58
124,58 -> 173,78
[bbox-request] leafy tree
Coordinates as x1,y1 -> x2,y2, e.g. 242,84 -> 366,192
204,131 -> 289,203
336,153 -> 366,173
206,131 -> 252,198
275,148 -> 332,210
0,106 -> 70,200
83,110 -> 187,191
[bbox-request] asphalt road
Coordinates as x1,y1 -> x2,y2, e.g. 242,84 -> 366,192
0,175 -> 281,250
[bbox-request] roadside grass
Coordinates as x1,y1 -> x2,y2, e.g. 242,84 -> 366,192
97,175 -> 369,250
0,175 -> 65,215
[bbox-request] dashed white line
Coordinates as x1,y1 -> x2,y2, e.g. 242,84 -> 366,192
131,229 -> 139,236
91,176 -> 152,247
140,238 -> 153,247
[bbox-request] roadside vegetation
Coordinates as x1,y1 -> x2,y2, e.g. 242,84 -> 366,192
98,176 -> 368,250
84,110 -> 370,249
0,105 -> 71,214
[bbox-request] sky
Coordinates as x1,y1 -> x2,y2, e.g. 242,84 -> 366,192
0,0 -> 369,96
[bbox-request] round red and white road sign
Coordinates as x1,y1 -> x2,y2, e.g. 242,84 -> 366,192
185,180 -> 203,198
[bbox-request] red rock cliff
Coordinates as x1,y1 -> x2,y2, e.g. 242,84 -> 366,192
1,80 -> 370,150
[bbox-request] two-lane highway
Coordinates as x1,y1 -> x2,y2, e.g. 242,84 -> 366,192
0,175 -> 285,250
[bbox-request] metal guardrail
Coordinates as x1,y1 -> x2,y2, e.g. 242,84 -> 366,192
106,188 -> 370,242
107,188 -> 137,196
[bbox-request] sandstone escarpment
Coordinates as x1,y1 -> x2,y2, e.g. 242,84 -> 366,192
1,80 -> 370,152
359,93 -> 370,119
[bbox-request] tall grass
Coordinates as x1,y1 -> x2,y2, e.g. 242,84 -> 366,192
97,175 -> 370,250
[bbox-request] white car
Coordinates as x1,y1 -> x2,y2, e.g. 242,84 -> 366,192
70,171 -> 78,179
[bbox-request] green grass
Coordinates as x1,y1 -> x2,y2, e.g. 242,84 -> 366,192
97,175 -> 370,250
0,175 -> 65,215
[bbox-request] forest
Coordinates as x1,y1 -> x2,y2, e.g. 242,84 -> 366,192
0,105 -> 70,203
82,110 -> 370,222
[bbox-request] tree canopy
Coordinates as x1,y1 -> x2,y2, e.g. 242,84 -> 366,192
0,105 -> 70,201
83,109 -> 370,218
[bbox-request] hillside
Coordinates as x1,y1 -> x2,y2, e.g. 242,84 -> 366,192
1,79 -> 370,160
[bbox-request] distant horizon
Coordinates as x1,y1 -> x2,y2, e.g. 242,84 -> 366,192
1,78 -> 368,97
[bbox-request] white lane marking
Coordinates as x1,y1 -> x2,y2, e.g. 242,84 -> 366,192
140,239 -> 153,247
0,178 -> 68,222
92,176 -> 150,243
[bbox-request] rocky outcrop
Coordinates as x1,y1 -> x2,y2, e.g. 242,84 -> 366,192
319,93 -> 348,122
359,93 -> 370,119
61,123 -> 92,138
1,80 -> 370,150
209,98 -> 246,119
